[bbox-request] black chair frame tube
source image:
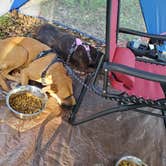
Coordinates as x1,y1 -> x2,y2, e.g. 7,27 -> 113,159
119,27 -> 166,41
68,0 -> 166,127
69,60 -> 166,126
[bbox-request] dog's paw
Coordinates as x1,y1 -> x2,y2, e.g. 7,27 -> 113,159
10,82 -> 20,89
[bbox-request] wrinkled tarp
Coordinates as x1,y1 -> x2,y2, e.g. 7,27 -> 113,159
0,78 -> 165,166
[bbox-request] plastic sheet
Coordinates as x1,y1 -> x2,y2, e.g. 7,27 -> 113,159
0,79 -> 165,166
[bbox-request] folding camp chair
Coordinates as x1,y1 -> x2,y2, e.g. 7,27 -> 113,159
69,0 -> 166,127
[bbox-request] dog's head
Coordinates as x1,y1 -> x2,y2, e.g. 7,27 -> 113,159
68,39 -> 102,72
42,62 -> 76,109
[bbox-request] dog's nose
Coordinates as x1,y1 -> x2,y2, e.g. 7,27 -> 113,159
61,95 -> 76,110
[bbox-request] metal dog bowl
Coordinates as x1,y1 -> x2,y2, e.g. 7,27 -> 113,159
115,156 -> 148,166
6,85 -> 48,119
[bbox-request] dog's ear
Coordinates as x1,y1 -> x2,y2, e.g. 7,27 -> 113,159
89,45 -> 102,67
89,45 -> 98,60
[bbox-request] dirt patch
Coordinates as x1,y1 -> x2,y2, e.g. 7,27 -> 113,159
0,11 -> 43,39
1,11 -> 103,43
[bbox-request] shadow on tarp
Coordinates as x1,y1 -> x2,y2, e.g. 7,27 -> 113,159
0,78 -> 165,165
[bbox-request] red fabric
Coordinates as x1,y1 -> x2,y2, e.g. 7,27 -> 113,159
129,62 -> 166,99
112,47 -> 135,89
109,0 -> 119,61
110,47 -> 166,100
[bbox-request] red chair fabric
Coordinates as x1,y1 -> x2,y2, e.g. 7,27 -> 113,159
110,47 -> 166,100
111,47 -> 135,89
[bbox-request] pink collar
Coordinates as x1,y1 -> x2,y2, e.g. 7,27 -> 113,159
75,38 -> 90,52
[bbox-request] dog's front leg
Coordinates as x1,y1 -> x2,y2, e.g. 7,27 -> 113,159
0,74 -> 9,91
20,69 -> 29,85
1,70 -> 21,83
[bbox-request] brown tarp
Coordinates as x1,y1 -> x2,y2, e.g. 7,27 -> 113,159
0,79 -> 165,166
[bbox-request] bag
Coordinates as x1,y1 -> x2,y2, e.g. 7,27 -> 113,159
127,39 -> 157,59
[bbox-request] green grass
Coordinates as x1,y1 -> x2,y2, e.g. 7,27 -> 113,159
63,0 -> 106,11
0,0 -> 146,42
40,0 -> 106,39
40,0 -> 145,41
0,14 -> 12,27
119,0 -> 146,42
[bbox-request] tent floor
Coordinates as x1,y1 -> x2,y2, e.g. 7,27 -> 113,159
0,78 -> 165,166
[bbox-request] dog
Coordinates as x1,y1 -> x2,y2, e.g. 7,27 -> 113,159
34,23 -> 102,72
20,52 -> 76,108
0,36 -> 75,108
0,36 -> 50,91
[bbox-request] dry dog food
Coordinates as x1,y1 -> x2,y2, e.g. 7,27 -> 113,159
9,91 -> 42,114
118,160 -> 141,166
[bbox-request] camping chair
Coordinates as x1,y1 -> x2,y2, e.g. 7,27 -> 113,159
69,0 -> 166,127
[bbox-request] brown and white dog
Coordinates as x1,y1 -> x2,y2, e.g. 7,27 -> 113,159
0,37 -> 75,108
20,53 -> 76,108
34,23 -> 102,73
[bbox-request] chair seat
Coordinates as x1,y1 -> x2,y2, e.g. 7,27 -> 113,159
111,47 -> 166,100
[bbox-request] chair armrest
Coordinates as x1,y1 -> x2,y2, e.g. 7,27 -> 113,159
104,62 -> 166,84
119,27 -> 166,41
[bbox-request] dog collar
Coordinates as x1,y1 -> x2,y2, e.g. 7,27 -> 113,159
67,38 -> 93,64
41,57 -> 64,85
35,49 -> 53,60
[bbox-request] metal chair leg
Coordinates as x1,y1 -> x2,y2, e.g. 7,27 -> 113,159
68,74 -> 92,125
161,110 -> 166,128
69,103 -> 147,126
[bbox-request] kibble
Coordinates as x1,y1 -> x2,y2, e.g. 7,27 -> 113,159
118,160 -> 140,166
9,91 -> 42,114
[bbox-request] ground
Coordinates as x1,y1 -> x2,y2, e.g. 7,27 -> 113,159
0,1 -> 165,165
0,0 -> 145,43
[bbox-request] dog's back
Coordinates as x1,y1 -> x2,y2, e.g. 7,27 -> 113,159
4,37 -> 50,64
35,24 -> 61,47
34,23 -> 75,58
0,37 -> 51,91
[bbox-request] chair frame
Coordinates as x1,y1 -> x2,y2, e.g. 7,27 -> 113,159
68,0 -> 166,127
